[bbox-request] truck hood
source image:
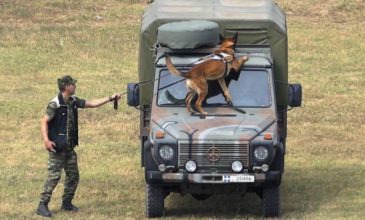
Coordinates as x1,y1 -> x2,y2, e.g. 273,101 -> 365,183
151,111 -> 275,141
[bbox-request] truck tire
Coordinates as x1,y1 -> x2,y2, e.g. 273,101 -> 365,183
262,185 -> 281,217
146,184 -> 165,218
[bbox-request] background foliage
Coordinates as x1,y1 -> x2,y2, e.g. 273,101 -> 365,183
0,0 -> 364,219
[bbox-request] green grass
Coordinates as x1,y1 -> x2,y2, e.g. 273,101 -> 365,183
0,0 -> 364,219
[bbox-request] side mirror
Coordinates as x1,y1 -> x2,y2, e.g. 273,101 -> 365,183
127,83 -> 140,107
288,83 -> 302,107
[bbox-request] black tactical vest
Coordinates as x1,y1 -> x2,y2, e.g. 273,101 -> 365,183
48,93 -> 79,152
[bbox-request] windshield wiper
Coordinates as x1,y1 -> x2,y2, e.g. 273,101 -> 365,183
189,104 -> 246,119
191,112 -> 237,118
206,103 -> 246,114
231,106 -> 246,114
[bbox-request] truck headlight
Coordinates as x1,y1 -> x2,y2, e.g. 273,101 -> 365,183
185,160 -> 197,173
254,146 -> 269,161
231,161 -> 243,173
159,145 -> 174,160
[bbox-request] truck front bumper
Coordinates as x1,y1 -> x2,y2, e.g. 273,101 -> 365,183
146,171 -> 281,185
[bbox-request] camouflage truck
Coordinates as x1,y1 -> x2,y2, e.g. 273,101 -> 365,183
127,0 -> 302,217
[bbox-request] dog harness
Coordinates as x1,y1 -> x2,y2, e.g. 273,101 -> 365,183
194,52 -> 233,64
194,52 -> 233,77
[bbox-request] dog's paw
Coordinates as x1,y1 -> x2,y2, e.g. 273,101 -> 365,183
225,96 -> 232,104
227,100 -> 233,106
241,56 -> 249,61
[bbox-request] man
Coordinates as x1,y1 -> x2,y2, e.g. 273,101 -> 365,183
36,75 -> 121,217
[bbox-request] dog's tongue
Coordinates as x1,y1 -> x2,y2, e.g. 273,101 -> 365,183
152,112 -> 275,141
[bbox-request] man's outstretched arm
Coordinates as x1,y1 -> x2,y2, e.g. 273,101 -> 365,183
84,93 -> 121,108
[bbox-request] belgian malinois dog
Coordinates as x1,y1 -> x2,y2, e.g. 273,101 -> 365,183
165,34 -> 249,115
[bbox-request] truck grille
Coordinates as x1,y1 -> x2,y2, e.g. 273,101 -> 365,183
178,142 -> 249,168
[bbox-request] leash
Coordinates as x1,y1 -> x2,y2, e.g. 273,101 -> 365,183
113,52 -> 243,113
113,53 -> 214,109
112,70 -> 185,110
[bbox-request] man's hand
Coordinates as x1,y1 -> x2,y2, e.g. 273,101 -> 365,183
109,93 -> 122,110
109,93 -> 122,101
44,140 -> 56,152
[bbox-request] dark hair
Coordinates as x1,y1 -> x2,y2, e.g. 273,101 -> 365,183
57,79 -> 66,91
57,75 -> 77,91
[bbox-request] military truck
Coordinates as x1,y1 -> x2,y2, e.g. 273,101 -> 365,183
127,0 -> 302,217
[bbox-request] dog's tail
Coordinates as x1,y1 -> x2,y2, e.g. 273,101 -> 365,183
165,56 -> 186,77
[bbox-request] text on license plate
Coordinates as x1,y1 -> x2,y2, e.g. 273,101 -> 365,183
223,175 -> 255,183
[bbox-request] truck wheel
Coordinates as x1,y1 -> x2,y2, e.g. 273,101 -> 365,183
262,185 -> 281,217
146,184 -> 165,218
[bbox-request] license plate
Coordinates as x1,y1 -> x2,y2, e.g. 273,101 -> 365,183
223,175 -> 255,183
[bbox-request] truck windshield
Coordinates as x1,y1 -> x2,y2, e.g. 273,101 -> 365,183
157,69 -> 271,107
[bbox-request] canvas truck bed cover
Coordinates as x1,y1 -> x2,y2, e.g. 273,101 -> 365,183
139,0 -> 288,107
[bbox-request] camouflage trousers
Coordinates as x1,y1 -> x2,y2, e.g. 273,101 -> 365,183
40,149 -> 79,203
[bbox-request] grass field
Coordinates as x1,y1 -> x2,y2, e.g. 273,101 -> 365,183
0,0 -> 364,219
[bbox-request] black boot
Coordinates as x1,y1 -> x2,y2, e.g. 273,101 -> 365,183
61,200 -> 79,212
36,202 -> 52,217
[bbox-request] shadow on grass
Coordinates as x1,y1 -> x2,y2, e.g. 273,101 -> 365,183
30,163 -> 362,219
163,164 -> 363,218
165,191 -> 262,218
